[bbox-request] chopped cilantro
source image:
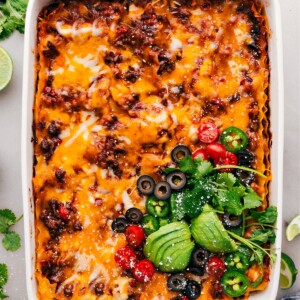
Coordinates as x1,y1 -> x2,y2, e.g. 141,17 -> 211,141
243,191 -> 262,210
0,0 -> 28,40
0,209 -> 17,234
250,206 -> 278,224
2,231 -> 21,251
0,264 -> 8,287
250,229 -> 276,245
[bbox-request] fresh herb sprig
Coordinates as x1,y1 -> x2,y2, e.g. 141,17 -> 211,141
0,209 -> 22,251
0,0 -> 28,40
0,263 -> 8,299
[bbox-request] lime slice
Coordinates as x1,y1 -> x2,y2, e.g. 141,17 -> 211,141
0,46 -> 13,91
286,215 -> 300,242
280,253 -> 298,289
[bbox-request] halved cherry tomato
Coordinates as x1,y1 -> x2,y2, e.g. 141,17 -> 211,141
115,247 -> 138,270
206,142 -> 226,161
216,151 -> 238,172
133,259 -> 155,283
59,205 -> 70,221
207,257 -> 226,277
125,225 -> 145,248
198,122 -> 219,144
192,148 -> 208,160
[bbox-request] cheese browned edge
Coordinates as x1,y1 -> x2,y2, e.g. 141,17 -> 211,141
33,0 -> 271,299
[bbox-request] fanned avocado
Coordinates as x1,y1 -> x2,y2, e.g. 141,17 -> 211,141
144,222 -> 194,272
154,232 -> 191,266
191,204 -> 237,253
144,222 -> 186,259
159,239 -> 194,272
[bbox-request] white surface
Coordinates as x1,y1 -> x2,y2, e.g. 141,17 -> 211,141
0,1 -> 299,299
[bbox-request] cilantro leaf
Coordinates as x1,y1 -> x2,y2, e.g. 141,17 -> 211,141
250,206 -> 278,224
217,190 -> 243,216
179,156 -> 196,175
0,0 -> 28,40
182,182 -> 214,218
243,191 -> 262,210
0,209 -> 16,234
232,184 -> 246,197
2,231 -> 21,251
216,173 -> 236,190
0,264 -> 8,286
194,158 -> 214,178
0,287 -> 8,299
250,229 -> 276,245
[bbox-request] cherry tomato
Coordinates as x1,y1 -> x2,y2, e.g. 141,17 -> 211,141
216,151 -> 238,172
125,225 -> 145,248
198,122 -> 219,144
133,259 -> 155,283
192,148 -> 208,160
115,247 -> 138,270
206,142 -> 226,161
207,257 -> 226,277
59,205 -> 70,221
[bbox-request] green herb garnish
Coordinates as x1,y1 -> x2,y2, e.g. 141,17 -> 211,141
0,209 -> 22,251
0,0 -> 28,40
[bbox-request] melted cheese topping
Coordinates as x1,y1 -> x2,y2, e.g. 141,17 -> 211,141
34,0 -> 270,299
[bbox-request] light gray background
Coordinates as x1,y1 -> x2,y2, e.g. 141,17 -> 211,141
0,1 -> 299,299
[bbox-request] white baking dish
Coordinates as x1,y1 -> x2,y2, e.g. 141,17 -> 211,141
21,0 -> 284,299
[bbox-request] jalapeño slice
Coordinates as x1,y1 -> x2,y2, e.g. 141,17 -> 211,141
146,195 -> 170,218
224,252 -> 249,273
221,270 -> 249,297
221,127 -> 248,153
141,215 -> 159,236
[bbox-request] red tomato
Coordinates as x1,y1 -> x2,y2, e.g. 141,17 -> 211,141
198,122 -> 219,144
115,247 -> 138,270
207,257 -> 226,277
181,297 -> 190,300
206,143 -> 226,161
216,151 -> 238,172
59,205 -> 70,221
125,225 -> 145,248
133,260 -> 155,283
192,148 -> 208,160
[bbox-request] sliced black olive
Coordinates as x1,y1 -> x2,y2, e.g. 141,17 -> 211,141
235,169 -> 255,186
167,171 -> 187,191
125,208 -> 143,224
111,217 -> 129,233
171,145 -> 191,164
154,181 -> 171,200
186,266 -> 204,276
167,273 -> 188,292
236,150 -> 255,167
223,212 -> 242,228
191,247 -> 210,268
137,175 -> 155,195
184,280 -> 201,299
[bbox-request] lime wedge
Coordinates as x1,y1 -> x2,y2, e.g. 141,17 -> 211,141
286,215 -> 300,242
280,253 -> 298,289
0,46 -> 13,91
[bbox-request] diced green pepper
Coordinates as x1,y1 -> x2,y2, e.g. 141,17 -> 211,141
221,127 -> 248,153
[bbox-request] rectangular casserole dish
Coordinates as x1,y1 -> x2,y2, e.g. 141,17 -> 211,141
22,0 -> 284,299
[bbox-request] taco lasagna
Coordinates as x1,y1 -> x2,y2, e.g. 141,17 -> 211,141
33,0 -> 274,299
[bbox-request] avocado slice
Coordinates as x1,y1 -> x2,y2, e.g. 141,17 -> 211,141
144,222 -> 189,260
191,204 -> 237,253
147,230 -> 185,262
153,232 -> 191,266
159,239 -> 195,272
